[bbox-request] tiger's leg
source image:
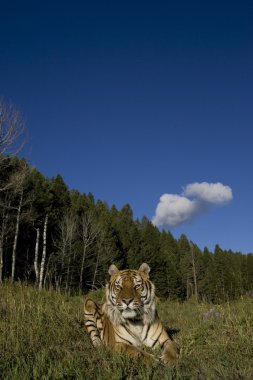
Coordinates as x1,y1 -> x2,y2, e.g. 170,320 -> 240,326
145,318 -> 179,365
158,329 -> 180,365
84,299 -> 102,347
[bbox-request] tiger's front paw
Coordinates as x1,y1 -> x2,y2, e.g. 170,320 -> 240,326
92,336 -> 103,347
161,341 -> 180,365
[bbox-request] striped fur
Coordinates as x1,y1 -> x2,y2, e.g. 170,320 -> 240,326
84,263 -> 179,364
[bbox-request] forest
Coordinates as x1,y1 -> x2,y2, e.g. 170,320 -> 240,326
1,98 -> 253,302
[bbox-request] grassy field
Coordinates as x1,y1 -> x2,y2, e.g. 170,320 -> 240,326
0,282 -> 253,380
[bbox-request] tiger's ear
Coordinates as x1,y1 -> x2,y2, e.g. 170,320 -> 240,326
108,264 -> 119,276
139,263 -> 150,277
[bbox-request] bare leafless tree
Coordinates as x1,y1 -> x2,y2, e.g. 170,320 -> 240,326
0,98 -> 26,162
10,164 -> 30,282
0,196 -> 11,283
39,214 -> 48,291
34,228 -> 40,284
54,211 -> 77,292
79,212 -> 101,293
91,229 -> 116,291
0,162 -> 29,282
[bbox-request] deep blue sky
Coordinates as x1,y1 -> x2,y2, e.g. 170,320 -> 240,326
1,1 -> 252,253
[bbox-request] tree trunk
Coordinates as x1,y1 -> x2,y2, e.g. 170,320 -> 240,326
186,274 -> 190,300
39,214 -> 48,291
65,240 -> 72,293
11,191 -> 23,282
92,250 -> 100,291
191,244 -> 198,302
79,214 -> 101,293
69,241 -> 76,291
79,243 -> 87,293
0,233 -> 3,284
0,217 -> 5,283
59,240 -> 67,288
34,228 -> 40,284
0,203 -> 10,283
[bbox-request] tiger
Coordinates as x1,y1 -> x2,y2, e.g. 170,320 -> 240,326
84,263 -> 179,365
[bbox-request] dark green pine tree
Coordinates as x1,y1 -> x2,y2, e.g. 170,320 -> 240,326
158,231 -> 181,299
199,247 -> 216,301
86,200 -> 123,288
126,221 -> 142,270
49,174 -> 70,223
242,253 -> 253,293
213,244 -> 239,301
70,190 -> 95,217
136,217 -> 167,296
177,234 -> 192,299
110,203 -> 136,268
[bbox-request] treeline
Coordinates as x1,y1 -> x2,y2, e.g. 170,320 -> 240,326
0,156 -> 253,302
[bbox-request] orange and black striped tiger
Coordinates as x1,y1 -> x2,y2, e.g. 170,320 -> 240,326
84,263 -> 179,364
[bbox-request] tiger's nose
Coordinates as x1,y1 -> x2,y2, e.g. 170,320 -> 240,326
122,298 -> 133,305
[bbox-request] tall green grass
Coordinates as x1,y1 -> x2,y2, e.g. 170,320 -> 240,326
0,282 -> 253,379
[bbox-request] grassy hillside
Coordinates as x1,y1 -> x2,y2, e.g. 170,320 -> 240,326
0,283 -> 253,380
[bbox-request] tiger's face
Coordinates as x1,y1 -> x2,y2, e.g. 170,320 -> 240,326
105,263 -> 156,323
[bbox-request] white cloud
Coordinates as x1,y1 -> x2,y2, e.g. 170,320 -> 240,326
152,182 -> 233,228
183,182 -> 233,204
152,194 -> 201,227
